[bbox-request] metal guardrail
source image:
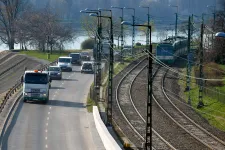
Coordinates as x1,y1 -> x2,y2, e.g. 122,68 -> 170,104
0,60 -> 57,113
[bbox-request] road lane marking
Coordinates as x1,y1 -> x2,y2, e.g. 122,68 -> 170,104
48,112 -> 50,115
47,117 -> 49,120
45,145 -> 48,148
45,137 -> 48,140
46,123 -> 48,126
45,129 -> 48,133
49,107 -> 51,109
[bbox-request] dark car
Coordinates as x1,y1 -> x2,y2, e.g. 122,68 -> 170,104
80,52 -> 91,61
48,66 -> 62,80
69,53 -> 81,65
81,62 -> 94,74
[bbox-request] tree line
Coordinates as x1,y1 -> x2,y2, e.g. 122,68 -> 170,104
0,0 -> 75,51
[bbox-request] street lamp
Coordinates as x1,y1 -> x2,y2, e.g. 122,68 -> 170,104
80,10 -> 102,104
90,13 -> 114,126
98,8 -> 113,43
215,32 -> 225,38
124,7 -> 136,56
139,6 -> 150,47
122,21 -> 152,150
82,9 -> 103,88
169,5 -> 178,39
111,6 -> 124,62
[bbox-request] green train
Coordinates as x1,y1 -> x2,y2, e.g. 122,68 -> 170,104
156,36 -> 188,64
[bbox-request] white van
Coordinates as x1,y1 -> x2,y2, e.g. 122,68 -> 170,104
21,70 -> 51,103
57,56 -> 72,71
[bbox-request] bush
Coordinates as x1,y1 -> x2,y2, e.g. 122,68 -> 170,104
136,42 -> 142,46
81,38 -> 95,49
194,62 -> 225,87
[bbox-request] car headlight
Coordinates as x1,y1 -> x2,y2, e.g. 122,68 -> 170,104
24,93 -> 28,96
43,93 -> 47,97
57,72 -> 61,75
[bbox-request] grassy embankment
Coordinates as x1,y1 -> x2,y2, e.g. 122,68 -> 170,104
86,55 -> 145,112
179,62 -> 225,131
86,62 -> 130,112
19,50 -> 91,62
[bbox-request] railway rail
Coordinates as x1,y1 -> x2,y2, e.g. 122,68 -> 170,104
152,67 -> 225,150
113,57 -> 175,149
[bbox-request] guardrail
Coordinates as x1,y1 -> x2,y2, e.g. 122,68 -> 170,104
93,106 -> 122,150
0,60 -> 57,114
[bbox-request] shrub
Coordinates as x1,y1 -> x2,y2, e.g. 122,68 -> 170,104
81,38 -> 95,49
194,62 -> 225,87
136,42 -> 142,46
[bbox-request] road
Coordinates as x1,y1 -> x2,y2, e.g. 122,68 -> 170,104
1,65 -> 104,150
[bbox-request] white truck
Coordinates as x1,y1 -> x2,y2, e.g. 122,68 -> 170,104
57,56 -> 72,71
21,70 -> 51,103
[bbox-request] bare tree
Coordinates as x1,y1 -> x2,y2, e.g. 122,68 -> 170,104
0,0 -> 27,49
16,8 -> 75,52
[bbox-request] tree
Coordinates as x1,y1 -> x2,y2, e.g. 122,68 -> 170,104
81,38 -> 95,49
0,0 -> 26,49
16,8 -> 75,52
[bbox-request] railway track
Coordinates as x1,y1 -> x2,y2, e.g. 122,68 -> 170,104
153,67 -> 225,150
0,52 -> 15,65
0,55 -> 27,75
113,57 -> 175,149
0,55 -> 40,94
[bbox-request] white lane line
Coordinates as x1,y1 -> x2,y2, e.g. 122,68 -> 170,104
46,123 -> 48,126
45,137 -> 48,140
47,117 -> 49,120
45,145 -> 48,148
49,107 -> 51,109
48,112 -> 50,115
45,129 -> 48,133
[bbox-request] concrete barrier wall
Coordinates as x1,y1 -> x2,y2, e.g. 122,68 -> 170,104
93,106 -> 122,150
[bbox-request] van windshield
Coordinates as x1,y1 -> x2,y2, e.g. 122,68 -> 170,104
58,58 -> 71,63
25,73 -> 48,84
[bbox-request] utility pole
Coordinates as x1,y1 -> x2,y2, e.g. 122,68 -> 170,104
146,26 -> 152,150
212,12 -> 216,49
124,7 -> 135,57
186,16 -> 192,105
175,12 -> 178,39
197,23 -> 205,108
139,6 -> 150,48
147,12 -> 150,46
107,16 -> 114,126
132,15 -> 135,56
121,10 -> 124,63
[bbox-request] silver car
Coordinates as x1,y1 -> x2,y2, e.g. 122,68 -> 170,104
48,66 -> 62,80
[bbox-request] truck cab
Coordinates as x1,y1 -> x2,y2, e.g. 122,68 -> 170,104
22,70 -> 51,103
57,56 -> 72,71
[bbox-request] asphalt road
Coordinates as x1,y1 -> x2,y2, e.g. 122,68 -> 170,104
1,65 -> 102,150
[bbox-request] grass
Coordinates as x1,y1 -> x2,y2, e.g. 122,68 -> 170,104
86,96 -> 96,112
20,49 -> 91,62
86,62 -> 130,112
113,62 -> 129,76
178,63 -> 225,132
